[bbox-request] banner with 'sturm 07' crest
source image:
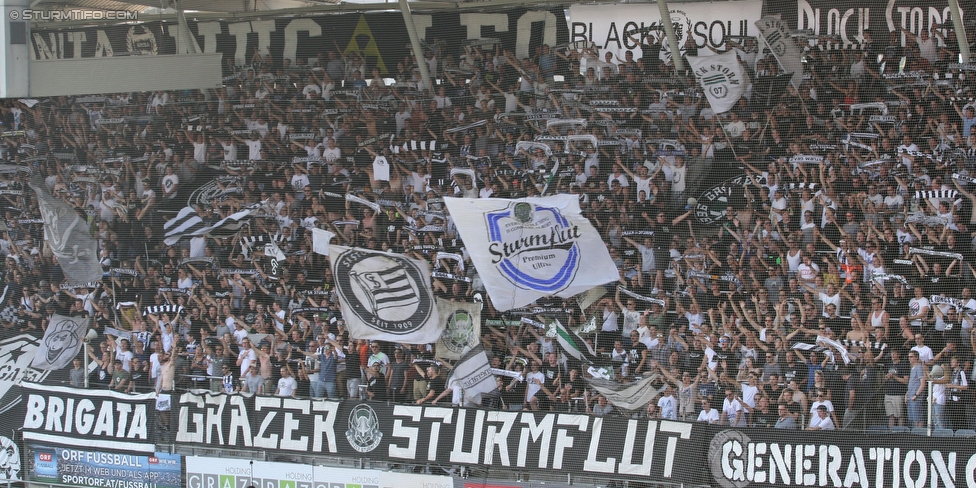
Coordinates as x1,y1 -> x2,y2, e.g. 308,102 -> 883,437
444,195 -> 619,311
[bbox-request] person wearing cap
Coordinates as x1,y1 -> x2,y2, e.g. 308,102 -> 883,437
110,359 -> 131,392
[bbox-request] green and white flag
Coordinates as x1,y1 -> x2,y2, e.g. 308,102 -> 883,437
755,16 -> 804,89
686,51 -> 749,114
547,319 -> 598,364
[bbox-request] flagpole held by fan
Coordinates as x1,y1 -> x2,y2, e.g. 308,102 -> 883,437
82,328 -> 98,389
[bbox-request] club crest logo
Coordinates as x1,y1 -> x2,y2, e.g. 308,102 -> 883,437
486,202 -> 582,293
334,249 -> 433,334
345,404 -> 383,453
0,436 -> 19,480
442,310 -> 475,355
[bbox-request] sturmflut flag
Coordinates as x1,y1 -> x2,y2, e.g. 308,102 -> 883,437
329,246 -> 442,344
28,175 -> 103,286
686,52 -> 749,114
444,195 -> 618,311
755,16 -> 804,89
31,314 -> 89,371
449,344 -> 497,406
434,299 -> 482,360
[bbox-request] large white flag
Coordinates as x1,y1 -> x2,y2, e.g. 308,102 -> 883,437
329,245 -> 442,344
28,176 -> 103,286
686,52 -> 749,114
755,16 -> 804,89
32,314 -> 89,371
444,195 -> 618,311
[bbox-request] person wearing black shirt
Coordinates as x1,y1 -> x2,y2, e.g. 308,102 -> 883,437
781,351 -> 807,387
683,337 -> 705,375
502,364 -> 528,410
751,396 -> 778,428
415,364 -> 447,404
652,209 -> 692,291
364,361 -> 388,402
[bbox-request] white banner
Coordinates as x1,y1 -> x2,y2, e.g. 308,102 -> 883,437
755,16 -> 805,89
330,246 -> 442,344
186,457 -> 454,488
450,344 -> 498,406
444,195 -> 619,311
434,298 -> 482,360
31,314 -> 89,371
686,51 -> 749,113
566,1 -> 763,62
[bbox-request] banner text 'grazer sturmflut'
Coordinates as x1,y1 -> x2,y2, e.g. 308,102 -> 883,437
174,393 -> 701,482
169,394 -> 976,487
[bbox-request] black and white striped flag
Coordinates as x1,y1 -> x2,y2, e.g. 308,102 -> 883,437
390,140 -> 447,154
144,304 -> 185,317
914,190 -> 958,201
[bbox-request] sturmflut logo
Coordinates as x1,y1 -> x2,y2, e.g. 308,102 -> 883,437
486,202 -> 582,293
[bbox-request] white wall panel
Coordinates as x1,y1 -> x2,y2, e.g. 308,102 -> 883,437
29,53 -> 222,97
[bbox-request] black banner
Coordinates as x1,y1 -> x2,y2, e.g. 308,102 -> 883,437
19,383 -> 159,453
705,425 -> 976,488
30,10 -> 568,75
175,392 -> 705,483
763,0 -> 976,48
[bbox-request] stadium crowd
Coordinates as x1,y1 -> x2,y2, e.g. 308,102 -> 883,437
2,23 -> 976,433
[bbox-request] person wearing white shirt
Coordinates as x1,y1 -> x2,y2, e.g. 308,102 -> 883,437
233,133 -> 263,161
237,338 -> 257,376
806,405 -> 835,430
275,366 -> 298,397
394,103 -> 412,136
722,389 -> 747,426
697,399 -> 721,424
291,170 -> 310,198
910,333 -> 934,365
897,134 -> 919,172
908,287 -> 931,328
160,166 -> 179,200
740,376 -> 760,409
219,138 -> 237,161
322,139 -> 341,163
657,385 -> 678,420
810,390 -> 839,426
